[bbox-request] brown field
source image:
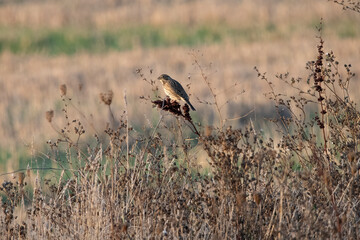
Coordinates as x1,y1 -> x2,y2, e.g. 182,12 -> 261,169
1,0 -> 360,154
0,0 -> 359,239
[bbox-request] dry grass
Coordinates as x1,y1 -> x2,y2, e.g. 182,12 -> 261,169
1,35 -> 359,238
0,1 -> 360,238
1,0 -> 360,152
0,0 -> 352,28
2,38 -> 360,153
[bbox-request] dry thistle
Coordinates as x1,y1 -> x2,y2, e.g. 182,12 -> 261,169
152,97 -> 182,116
45,110 -> 54,123
152,97 -> 200,135
350,162 -> 358,176
152,97 -> 194,121
18,172 -> 25,186
182,104 -> 192,121
120,223 -> 128,233
100,90 -> 113,105
347,151 -> 356,162
253,192 -> 262,206
60,84 -> 67,96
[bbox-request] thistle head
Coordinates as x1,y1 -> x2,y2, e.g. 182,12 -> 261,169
60,84 -> 67,96
46,110 -> 54,123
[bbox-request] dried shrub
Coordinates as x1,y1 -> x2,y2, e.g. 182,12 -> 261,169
59,84 -> 67,96
45,110 -> 54,123
99,90 -> 113,106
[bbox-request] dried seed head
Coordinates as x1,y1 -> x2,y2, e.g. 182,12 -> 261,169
120,223 -> 128,233
18,172 -> 25,185
253,192 -> 262,206
347,151 -> 355,162
60,84 -> 67,96
182,104 -> 191,121
100,90 -> 113,105
46,110 -> 54,123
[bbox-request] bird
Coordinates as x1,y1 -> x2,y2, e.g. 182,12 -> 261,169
158,74 -> 196,111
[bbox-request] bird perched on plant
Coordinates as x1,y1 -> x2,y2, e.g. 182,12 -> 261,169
158,74 -> 196,111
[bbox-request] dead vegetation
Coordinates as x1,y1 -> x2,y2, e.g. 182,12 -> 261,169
1,33 -> 359,239
1,1 -> 360,239
1,0 -> 360,151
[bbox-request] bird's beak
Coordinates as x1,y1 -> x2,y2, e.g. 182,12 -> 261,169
157,76 -> 162,80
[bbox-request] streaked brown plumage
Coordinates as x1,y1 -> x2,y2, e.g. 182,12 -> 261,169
158,74 -> 196,111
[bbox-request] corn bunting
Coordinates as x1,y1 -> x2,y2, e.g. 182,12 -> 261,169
158,74 -> 196,111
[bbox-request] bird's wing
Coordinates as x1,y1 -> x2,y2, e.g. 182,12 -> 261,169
171,79 -> 189,100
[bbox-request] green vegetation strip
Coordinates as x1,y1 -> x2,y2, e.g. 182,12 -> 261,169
0,21 -> 358,55
0,24 -> 282,55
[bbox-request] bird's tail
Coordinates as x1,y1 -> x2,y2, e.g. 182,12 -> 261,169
186,100 -> 196,111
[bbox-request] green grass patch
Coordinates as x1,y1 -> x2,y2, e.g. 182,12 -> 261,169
1,19 -> 359,55
0,149 -> 11,167
0,24 -> 285,55
0,148 -> 35,173
337,21 -> 359,38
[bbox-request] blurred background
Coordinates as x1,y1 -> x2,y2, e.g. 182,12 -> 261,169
0,0 -> 359,171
